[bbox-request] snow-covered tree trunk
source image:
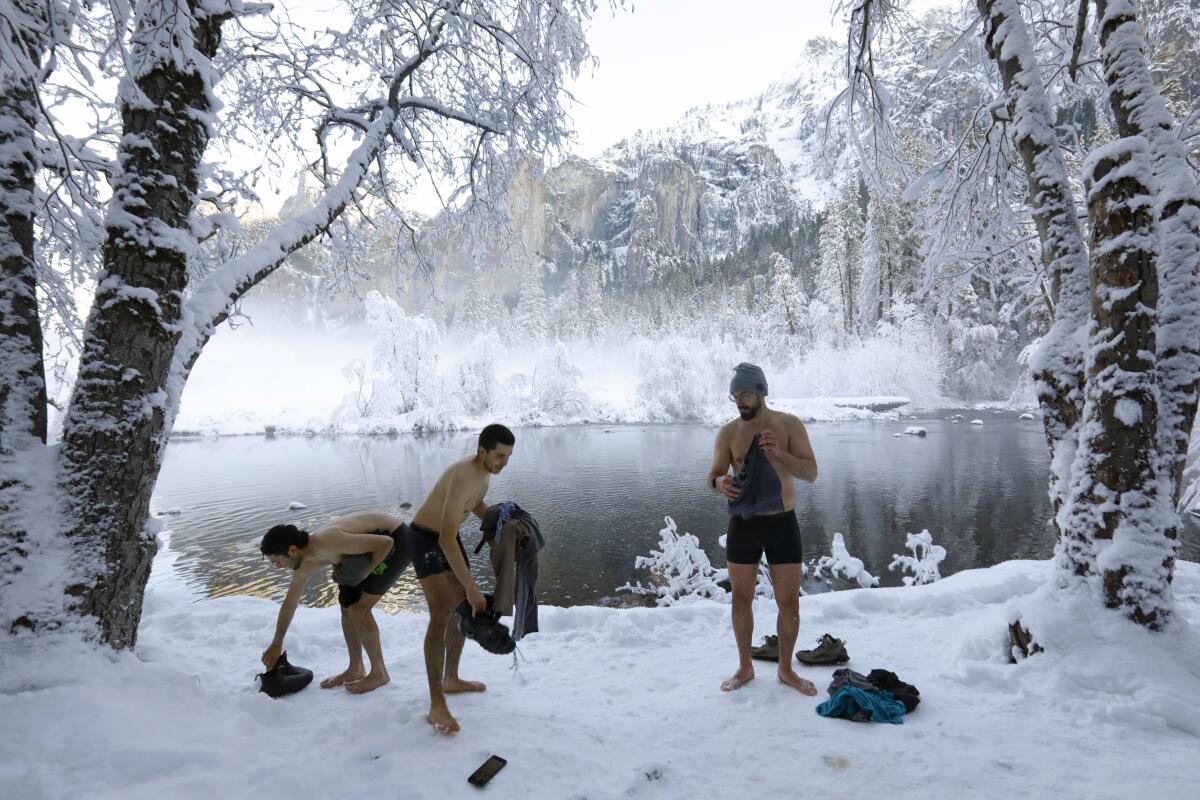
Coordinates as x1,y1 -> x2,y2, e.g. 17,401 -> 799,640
1063,138 -> 1166,626
978,0 -> 1091,570
1095,0 -> 1200,519
0,0 -> 52,618
58,1 -> 226,647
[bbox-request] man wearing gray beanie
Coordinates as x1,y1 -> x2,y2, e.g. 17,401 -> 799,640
706,363 -> 819,695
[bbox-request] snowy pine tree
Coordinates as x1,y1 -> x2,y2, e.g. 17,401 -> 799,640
816,169 -> 866,336
515,258 -> 549,341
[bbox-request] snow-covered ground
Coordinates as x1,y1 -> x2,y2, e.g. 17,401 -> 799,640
3,538 -> 1197,799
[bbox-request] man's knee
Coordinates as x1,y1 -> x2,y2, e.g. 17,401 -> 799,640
350,600 -> 375,621
731,586 -> 755,606
776,603 -> 799,623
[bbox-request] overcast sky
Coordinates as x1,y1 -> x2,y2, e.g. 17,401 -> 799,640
563,0 -> 843,156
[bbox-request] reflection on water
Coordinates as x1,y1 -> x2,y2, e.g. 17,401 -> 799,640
151,413 -> 1199,613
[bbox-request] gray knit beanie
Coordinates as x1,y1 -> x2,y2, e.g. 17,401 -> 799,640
729,363 -> 768,396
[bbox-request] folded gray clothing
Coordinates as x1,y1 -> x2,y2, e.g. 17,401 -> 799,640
727,434 -> 784,520
827,668 -> 879,695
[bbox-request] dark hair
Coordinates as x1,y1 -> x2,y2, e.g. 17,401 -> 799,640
478,423 -> 515,452
260,524 -> 309,556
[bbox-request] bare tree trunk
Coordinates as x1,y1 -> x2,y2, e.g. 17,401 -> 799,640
978,0 -> 1091,571
58,1 -> 225,647
1066,139 -> 1164,626
0,0 -> 51,622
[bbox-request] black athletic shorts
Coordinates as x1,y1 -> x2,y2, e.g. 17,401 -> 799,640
726,510 -> 803,565
408,522 -> 470,580
337,525 -> 410,607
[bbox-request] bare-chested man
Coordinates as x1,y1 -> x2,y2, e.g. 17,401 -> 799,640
707,363 -> 819,696
408,423 -> 514,734
259,511 -> 408,694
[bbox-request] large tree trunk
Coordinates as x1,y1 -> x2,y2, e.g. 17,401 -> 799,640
59,1 -> 224,647
1089,0 -> 1200,623
1095,0 -> 1200,505
1065,138 -> 1165,626
0,0 -> 51,622
977,0 -> 1091,572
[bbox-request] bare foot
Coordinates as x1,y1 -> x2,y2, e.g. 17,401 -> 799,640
443,678 -> 487,694
721,666 -> 755,692
426,707 -> 461,735
345,671 -> 390,694
779,670 -> 818,696
320,668 -> 365,689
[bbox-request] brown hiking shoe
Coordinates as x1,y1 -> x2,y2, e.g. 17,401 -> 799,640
795,633 -> 849,666
750,634 -> 779,662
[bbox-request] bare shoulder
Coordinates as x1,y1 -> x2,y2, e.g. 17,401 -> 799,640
777,411 -> 807,433
717,419 -> 739,441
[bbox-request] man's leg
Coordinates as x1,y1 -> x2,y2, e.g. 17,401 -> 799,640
769,563 -> 816,696
345,593 -> 390,694
721,562 -> 759,691
443,613 -> 486,694
320,605 -> 365,689
418,572 -> 465,733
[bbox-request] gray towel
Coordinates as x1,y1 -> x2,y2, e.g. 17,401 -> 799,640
726,434 -> 784,519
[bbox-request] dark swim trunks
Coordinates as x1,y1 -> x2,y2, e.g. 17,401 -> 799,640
408,522 -> 470,580
726,509 -> 803,565
335,525 -> 410,607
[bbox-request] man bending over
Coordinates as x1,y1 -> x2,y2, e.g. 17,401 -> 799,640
260,511 -> 408,694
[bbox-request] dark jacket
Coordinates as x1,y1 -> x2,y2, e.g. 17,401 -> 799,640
479,502 -> 544,640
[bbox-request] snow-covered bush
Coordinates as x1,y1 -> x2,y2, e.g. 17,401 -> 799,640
363,291 -> 439,414
532,343 -> 588,418
634,337 -> 725,421
456,332 -> 502,416
811,532 -> 879,588
618,517 -> 728,606
888,529 -> 947,586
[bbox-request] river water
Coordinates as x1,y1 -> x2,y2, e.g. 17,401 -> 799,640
151,411 -> 1199,612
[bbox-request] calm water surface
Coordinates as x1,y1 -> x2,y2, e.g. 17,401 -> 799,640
151,412 -> 1200,613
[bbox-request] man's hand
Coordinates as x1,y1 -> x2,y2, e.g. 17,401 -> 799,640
758,429 -> 781,457
717,475 -> 741,501
466,584 -> 487,617
261,641 -> 283,669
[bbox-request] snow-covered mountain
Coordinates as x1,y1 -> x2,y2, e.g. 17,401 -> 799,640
461,36 -> 850,301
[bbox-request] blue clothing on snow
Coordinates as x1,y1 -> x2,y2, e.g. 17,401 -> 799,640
816,686 -> 907,724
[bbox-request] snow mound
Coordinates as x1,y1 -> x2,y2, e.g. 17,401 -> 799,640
286,501 -> 307,511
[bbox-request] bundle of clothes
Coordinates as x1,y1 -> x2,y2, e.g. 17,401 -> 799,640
477,501 -> 544,641
815,668 -> 921,725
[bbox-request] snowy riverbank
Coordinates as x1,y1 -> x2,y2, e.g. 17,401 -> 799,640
2,542 -> 1197,799
170,395 -> 970,438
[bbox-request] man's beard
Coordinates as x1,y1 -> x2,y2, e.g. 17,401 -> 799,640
290,554 -> 303,570
738,404 -> 760,421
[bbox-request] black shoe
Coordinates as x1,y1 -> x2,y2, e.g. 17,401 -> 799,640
455,596 -> 516,655
257,651 -> 314,697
